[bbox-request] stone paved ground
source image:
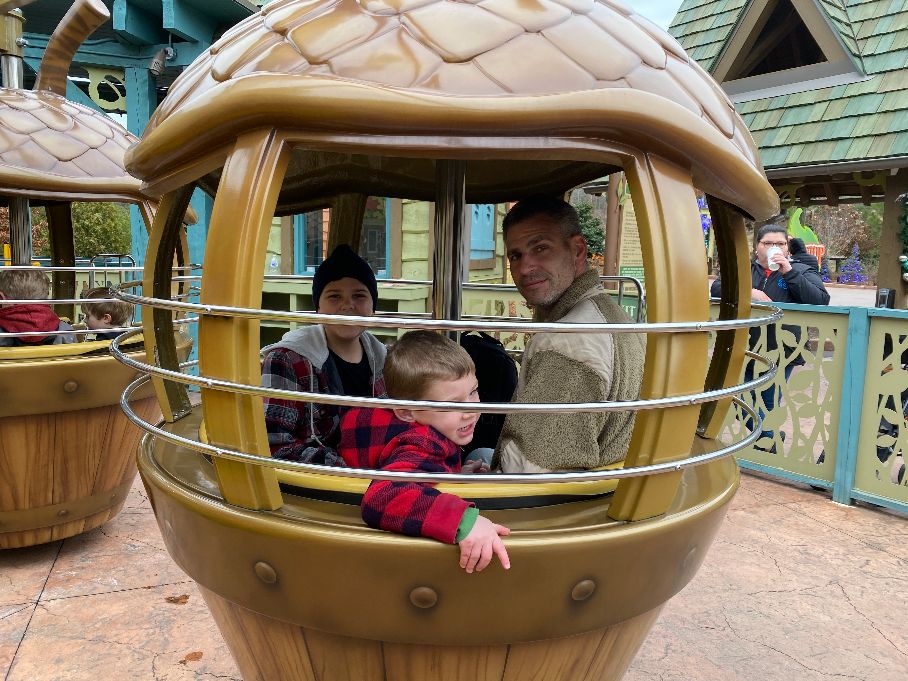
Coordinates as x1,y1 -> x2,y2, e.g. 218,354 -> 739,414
2,472 -> 906,680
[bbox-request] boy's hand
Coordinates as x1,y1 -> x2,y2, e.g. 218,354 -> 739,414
461,459 -> 490,474
459,516 -> 510,573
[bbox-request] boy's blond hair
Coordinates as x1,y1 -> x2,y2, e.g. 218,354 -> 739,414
81,287 -> 132,326
384,330 -> 475,400
0,269 -> 50,300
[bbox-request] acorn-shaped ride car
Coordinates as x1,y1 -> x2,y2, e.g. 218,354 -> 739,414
0,0 -> 191,549
123,1 -> 779,678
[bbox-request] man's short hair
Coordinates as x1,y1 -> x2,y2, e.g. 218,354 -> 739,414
81,287 -> 132,326
0,269 -> 50,300
755,217 -> 789,245
502,195 -> 580,240
384,330 -> 475,400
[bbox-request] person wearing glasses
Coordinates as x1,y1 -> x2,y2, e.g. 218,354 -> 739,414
710,217 -> 829,452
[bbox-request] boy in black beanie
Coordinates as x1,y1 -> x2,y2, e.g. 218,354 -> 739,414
261,245 -> 387,464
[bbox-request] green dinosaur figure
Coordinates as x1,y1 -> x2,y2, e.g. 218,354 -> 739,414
787,207 -> 820,244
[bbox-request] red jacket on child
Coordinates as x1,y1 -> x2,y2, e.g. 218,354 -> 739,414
338,407 -> 475,544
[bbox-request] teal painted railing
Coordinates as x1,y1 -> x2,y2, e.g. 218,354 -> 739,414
726,302 -> 908,515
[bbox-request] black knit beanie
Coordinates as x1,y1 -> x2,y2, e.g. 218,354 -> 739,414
311,244 -> 378,311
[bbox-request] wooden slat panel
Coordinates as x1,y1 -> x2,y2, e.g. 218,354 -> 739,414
303,627 -> 385,681
200,586 -> 318,681
383,641 -> 508,681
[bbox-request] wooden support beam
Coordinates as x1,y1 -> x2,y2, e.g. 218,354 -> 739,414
877,169 -> 908,309
112,0 -> 166,46
279,215 -> 293,275
163,0 -> 216,43
823,183 -> 838,207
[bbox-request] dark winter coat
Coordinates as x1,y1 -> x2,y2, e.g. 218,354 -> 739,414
710,259 -> 829,365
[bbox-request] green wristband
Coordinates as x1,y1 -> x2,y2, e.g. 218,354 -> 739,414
455,507 -> 479,543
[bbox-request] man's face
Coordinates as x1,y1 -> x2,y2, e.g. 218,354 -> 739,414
505,216 -> 588,307
755,230 -> 789,267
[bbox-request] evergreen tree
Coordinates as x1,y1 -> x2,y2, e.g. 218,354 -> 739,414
575,202 -> 604,256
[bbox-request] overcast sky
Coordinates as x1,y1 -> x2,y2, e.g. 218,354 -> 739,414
634,0 -> 685,28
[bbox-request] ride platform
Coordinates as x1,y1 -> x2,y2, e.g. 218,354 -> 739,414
2,471 -> 905,681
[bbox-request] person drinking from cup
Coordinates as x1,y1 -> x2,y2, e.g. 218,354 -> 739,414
710,217 -> 829,452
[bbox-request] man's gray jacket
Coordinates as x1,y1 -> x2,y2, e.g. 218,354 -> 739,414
494,269 -> 646,472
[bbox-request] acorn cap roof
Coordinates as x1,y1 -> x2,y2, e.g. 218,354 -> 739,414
127,0 -> 778,219
0,88 -> 145,203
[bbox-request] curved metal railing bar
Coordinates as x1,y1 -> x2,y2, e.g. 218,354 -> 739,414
169,273 -> 646,321
111,325 -> 776,413
116,291 -> 782,335
0,316 -> 199,341
120,372 -> 763,485
0,264 -> 202,274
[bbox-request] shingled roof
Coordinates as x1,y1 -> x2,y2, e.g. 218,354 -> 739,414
670,0 -> 908,181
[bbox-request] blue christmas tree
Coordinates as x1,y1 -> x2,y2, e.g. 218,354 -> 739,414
697,195 -> 711,252
837,243 -> 869,284
819,258 -> 832,283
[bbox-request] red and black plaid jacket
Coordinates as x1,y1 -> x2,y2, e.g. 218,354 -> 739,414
339,408 -> 474,544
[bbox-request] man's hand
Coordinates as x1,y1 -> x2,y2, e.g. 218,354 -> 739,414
459,516 -> 510,573
461,459 -> 490,474
751,288 -> 772,302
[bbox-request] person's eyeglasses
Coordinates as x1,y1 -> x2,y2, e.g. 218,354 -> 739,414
759,241 -> 788,248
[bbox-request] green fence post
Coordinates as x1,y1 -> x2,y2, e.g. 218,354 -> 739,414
832,307 -> 870,505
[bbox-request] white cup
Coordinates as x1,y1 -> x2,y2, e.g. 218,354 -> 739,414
766,246 -> 783,271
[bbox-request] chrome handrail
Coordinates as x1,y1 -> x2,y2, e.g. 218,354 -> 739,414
116,291 -> 782,335
110,325 -> 776,413
120,372 -> 762,485
0,317 -> 198,341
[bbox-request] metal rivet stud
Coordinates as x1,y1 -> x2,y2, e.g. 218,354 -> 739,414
409,586 -> 438,609
63,380 -> 79,393
57,509 -> 69,517
571,580 -> 596,602
254,561 -> 278,584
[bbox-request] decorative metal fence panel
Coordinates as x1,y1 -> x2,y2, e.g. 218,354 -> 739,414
721,303 -> 908,515
853,312 -> 908,508
726,305 -> 848,487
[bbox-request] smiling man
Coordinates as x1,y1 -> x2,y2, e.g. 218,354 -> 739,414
494,196 -> 646,473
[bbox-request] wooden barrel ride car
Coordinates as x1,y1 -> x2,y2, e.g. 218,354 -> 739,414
122,0 -> 780,679
0,0 -> 194,548
0,335 -> 193,549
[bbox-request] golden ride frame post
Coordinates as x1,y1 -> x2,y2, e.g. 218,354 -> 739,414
698,198 -> 753,438
196,130 -> 290,510
609,154 -> 711,521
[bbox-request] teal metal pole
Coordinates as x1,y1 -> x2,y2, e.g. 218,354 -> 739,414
832,307 -> 870,505
125,65 -> 156,267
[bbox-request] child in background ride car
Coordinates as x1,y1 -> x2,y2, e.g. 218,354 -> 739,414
339,330 -> 510,574
0,269 -> 75,347
81,286 -> 133,340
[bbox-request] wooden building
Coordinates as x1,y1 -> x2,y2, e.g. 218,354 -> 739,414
670,0 -> 908,305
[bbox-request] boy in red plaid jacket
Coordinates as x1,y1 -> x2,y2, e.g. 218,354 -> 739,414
339,331 -> 510,574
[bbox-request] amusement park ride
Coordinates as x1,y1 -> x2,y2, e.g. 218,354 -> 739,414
3,0 -> 783,679
0,0 -> 192,549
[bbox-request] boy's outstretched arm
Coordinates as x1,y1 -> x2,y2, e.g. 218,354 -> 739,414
458,515 -> 510,573
362,437 -> 473,544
